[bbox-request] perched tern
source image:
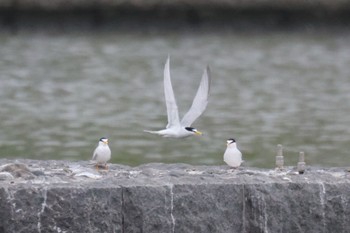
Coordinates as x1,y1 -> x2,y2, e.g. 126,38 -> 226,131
224,138 -> 242,168
144,56 -> 211,138
91,137 -> 111,169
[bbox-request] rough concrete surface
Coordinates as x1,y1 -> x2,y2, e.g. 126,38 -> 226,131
0,159 -> 350,233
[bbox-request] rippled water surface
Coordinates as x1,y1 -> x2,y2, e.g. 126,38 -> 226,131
1,29 -> 350,168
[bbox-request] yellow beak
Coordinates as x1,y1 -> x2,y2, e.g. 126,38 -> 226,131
195,130 -> 202,136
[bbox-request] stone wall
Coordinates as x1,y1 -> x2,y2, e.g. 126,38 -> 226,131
0,159 -> 350,232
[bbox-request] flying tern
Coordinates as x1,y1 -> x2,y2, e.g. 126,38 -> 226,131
145,56 -> 211,138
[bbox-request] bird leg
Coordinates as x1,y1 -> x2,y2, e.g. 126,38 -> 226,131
94,163 -> 109,171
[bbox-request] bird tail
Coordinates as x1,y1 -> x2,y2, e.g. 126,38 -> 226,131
143,130 -> 160,135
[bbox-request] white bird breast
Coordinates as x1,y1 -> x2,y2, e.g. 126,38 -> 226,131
94,145 -> 111,163
224,146 -> 242,168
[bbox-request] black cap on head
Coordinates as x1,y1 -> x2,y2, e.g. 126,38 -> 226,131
227,138 -> 236,143
99,137 -> 108,142
185,127 -> 196,132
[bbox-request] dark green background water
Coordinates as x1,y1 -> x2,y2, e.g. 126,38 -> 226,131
1,29 -> 350,168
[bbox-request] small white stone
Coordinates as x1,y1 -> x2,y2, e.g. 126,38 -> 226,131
0,172 -> 14,180
74,172 -> 102,179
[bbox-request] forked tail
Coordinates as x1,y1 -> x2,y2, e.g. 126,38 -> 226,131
143,130 -> 160,135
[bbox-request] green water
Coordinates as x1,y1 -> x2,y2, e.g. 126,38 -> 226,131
1,29 -> 350,168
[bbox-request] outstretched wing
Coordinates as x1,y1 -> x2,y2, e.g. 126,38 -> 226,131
164,56 -> 181,128
181,66 -> 211,127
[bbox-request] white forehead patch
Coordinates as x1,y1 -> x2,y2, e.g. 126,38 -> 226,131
101,138 -> 108,143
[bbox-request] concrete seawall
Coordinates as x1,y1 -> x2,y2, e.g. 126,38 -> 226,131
0,159 -> 350,232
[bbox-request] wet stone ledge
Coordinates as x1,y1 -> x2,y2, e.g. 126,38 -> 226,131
0,159 -> 350,233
